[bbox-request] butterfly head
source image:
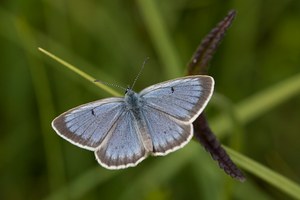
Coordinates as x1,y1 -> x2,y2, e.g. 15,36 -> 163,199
124,87 -> 136,97
124,87 -> 142,110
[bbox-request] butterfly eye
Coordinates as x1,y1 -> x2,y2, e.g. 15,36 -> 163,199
125,88 -> 129,94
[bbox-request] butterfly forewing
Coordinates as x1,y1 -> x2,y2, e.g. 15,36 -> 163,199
140,75 -> 214,122
52,98 -> 125,150
95,111 -> 147,169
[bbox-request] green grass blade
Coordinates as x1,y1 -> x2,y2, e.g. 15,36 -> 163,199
226,147 -> 300,200
136,0 -> 182,78
38,48 -> 121,97
14,18 -> 66,193
45,168 -> 121,200
211,72 -> 300,138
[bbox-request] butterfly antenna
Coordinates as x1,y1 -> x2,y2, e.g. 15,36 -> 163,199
94,80 -> 127,91
131,57 -> 150,89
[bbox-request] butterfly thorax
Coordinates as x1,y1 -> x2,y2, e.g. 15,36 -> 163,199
124,89 -> 144,111
124,88 -> 153,152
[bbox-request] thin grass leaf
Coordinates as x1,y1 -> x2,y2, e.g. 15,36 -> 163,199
136,0 -> 182,78
226,147 -> 300,200
45,168 -> 121,200
211,72 -> 300,138
14,19 -> 66,192
38,48 -> 121,97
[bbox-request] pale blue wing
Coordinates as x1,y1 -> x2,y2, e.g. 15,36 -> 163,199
140,75 -> 214,122
52,98 -> 125,151
141,106 -> 192,155
95,111 -> 147,169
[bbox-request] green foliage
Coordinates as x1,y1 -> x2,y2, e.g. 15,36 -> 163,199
1,0 -> 300,199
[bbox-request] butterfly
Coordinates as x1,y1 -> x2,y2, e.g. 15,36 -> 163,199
52,75 -> 214,169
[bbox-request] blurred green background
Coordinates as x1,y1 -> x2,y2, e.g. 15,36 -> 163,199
1,0 -> 300,199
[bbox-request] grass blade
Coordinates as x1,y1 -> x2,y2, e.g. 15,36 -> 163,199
38,48 -> 120,97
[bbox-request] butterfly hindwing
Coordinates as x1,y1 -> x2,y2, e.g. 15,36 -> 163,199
141,105 -> 193,155
95,111 -> 147,169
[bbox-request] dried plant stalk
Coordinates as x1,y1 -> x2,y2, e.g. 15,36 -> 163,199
188,10 -> 236,75
188,10 -> 245,181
